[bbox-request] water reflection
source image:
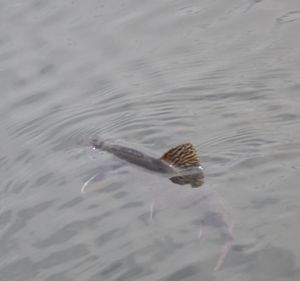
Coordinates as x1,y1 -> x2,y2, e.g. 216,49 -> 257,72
169,170 -> 204,188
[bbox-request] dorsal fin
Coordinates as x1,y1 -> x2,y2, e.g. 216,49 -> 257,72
160,143 -> 200,168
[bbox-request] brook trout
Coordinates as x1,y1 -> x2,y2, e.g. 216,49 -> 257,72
91,138 -> 204,187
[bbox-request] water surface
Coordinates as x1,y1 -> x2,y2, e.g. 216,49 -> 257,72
1,0 -> 300,280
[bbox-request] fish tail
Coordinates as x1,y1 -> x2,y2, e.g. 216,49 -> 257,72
160,142 -> 200,169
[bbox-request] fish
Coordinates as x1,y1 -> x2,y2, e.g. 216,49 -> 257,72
88,138 -> 235,271
91,138 -> 204,188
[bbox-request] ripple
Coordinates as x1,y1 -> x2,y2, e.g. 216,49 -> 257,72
0,257 -> 38,281
36,244 -> 90,269
1,0 -> 300,280
277,11 -> 300,24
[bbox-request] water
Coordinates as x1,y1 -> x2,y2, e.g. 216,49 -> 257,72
1,0 -> 300,280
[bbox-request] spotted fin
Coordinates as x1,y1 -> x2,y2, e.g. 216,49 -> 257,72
160,143 -> 200,169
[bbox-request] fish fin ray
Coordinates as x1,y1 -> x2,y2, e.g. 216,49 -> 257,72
160,143 -> 200,168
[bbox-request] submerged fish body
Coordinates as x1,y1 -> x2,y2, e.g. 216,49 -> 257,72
92,138 -> 204,187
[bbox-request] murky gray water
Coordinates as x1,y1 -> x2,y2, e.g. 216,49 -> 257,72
1,0 -> 300,280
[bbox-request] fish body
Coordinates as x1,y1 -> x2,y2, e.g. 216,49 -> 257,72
93,140 -> 174,173
92,138 -> 204,187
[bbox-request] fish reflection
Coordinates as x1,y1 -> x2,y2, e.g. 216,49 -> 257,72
170,173 -> 204,188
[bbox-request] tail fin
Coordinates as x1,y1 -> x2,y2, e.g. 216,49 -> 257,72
160,143 -> 200,169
